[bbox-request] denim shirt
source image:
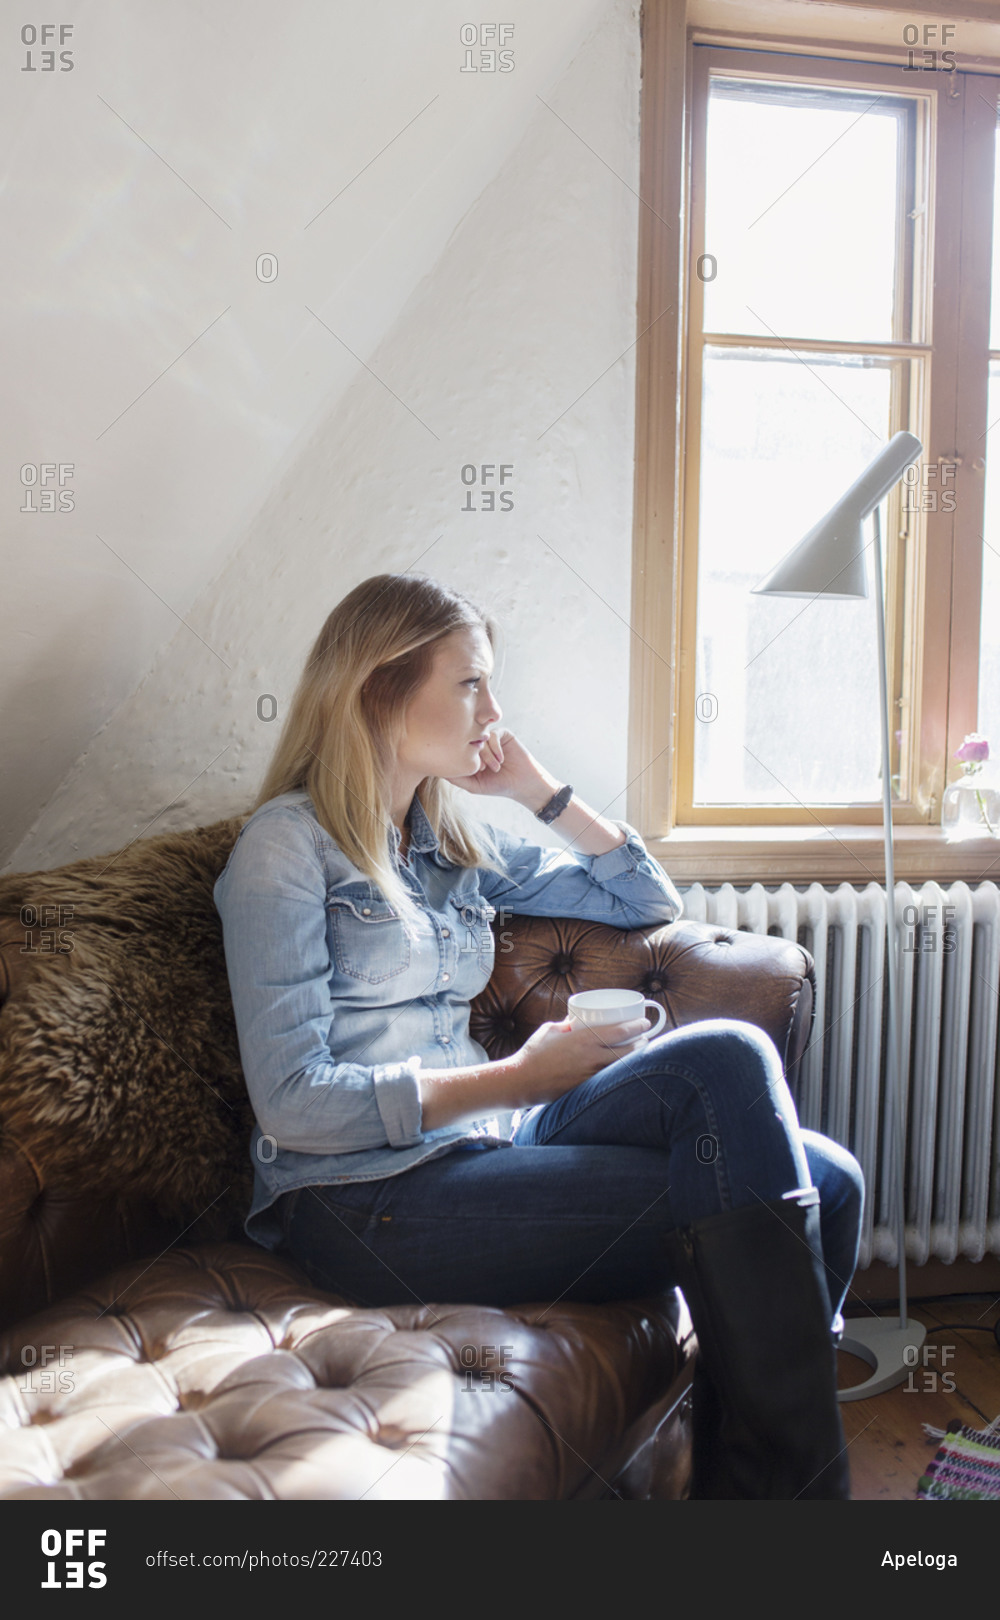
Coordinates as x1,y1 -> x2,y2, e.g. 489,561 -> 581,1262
212,788 -> 684,1249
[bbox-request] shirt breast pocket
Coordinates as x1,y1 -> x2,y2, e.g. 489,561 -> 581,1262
447,893 -> 497,975
327,886 -> 411,984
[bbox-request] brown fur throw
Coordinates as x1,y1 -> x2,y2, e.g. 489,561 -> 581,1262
0,815 -> 257,1225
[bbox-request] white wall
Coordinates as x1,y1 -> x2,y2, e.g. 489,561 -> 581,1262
4,0 -> 644,870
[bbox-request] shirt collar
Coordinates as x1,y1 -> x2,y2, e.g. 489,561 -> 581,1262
287,785 -> 451,866
391,793 -> 443,859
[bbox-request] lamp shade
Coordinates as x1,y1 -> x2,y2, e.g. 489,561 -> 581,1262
752,431 -> 923,599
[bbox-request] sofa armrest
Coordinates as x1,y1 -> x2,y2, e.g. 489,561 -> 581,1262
473,915 -> 815,1079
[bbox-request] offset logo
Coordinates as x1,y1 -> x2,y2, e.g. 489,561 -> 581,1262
901,21 -> 957,72
40,1529 -> 107,1589
460,463 -> 514,512
20,22 -> 74,71
460,24 -> 514,73
20,463 -> 75,511
459,1342 -> 516,1391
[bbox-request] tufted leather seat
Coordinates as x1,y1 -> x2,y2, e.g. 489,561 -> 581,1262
0,1244 -> 695,1499
0,816 -> 815,1499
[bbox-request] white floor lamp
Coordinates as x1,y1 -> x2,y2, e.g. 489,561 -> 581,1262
752,430 -> 927,1400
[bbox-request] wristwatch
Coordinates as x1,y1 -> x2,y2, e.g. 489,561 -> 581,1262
535,783 -> 573,825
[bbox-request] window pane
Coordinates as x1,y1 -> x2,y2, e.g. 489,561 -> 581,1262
694,349 -> 894,806
991,123 -> 1000,351
702,79 -> 904,343
977,365 -> 1000,749
979,115 -> 1000,748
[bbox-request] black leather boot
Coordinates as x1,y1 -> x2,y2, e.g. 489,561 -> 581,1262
665,1189 -> 851,1500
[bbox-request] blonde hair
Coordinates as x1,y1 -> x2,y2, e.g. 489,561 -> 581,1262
251,573 -> 509,934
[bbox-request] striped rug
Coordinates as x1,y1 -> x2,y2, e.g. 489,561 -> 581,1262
917,1416 -> 1000,1500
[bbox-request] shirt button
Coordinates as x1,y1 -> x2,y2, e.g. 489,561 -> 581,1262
362,907 -> 371,915
442,974 -> 450,982
442,929 -> 450,938
441,1035 -> 450,1044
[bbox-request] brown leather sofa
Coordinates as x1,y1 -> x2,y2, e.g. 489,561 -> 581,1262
0,815 -> 815,1500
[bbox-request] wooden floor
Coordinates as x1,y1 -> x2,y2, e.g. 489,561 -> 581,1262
838,1292 -> 1000,1499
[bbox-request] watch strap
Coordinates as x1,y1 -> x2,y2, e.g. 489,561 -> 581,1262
535,783 -> 573,825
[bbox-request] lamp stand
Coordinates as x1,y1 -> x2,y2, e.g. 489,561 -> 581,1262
837,502 -> 926,1400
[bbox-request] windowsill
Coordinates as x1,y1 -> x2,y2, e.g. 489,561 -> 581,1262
647,824 -> 1000,886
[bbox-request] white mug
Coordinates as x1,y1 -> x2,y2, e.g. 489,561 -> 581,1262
566,988 -> 668,1048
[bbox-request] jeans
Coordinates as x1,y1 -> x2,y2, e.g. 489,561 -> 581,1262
278,1020 -> 864,1322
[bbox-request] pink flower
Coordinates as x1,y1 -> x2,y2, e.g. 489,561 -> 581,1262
955,733 -> 990,765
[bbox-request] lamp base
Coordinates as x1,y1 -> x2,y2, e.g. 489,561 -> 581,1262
837,1316 -> 927,1401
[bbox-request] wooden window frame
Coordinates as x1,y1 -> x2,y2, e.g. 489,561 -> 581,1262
630,0 -> 1000,883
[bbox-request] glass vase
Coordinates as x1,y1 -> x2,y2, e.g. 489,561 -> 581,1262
942,770 -> 1000,841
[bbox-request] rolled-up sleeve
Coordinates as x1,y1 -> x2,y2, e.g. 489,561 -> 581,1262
213,807 -> 425,1156
372,1058 -> 424,1148
477,817 -> 683,929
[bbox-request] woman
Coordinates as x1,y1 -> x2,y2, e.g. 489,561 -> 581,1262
214,572 -> 863,1500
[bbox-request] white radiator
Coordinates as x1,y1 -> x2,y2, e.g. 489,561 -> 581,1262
679,881 -> 1000,1270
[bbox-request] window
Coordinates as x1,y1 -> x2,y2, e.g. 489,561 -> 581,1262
978,121 -> 1000,748
631,9 -> 1000,869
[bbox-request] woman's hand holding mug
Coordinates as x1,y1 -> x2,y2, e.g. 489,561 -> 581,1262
508,990 -> 667,1107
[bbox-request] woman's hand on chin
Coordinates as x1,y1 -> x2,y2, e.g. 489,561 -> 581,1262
442,728 -> 557,810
